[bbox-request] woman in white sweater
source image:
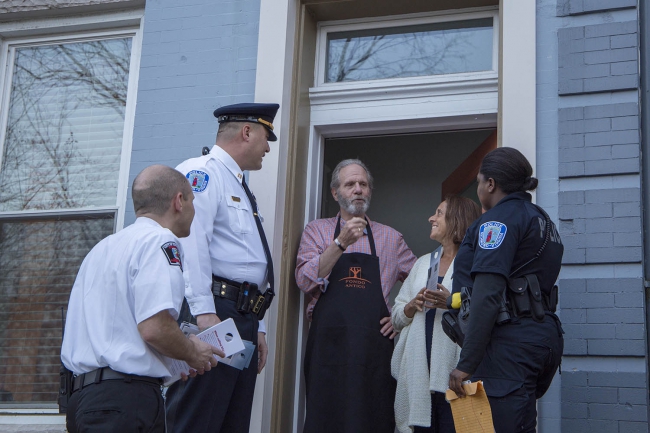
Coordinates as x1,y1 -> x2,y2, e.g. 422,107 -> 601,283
391,196 -> 481,433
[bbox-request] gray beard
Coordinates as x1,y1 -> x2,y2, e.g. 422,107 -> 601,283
337,191 -> 370,216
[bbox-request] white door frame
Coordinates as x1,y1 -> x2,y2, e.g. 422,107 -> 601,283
294,110 -> 498,433
251,0 -> 535,432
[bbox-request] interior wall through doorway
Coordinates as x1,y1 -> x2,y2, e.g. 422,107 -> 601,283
322,129 -> 494,260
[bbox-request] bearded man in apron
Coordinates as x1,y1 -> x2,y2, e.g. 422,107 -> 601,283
296,159 -> 417,433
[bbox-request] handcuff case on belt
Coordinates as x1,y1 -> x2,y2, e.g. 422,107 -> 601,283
251,289 -> 274,320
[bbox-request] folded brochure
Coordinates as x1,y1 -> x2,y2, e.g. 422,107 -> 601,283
163,318 -> 245,386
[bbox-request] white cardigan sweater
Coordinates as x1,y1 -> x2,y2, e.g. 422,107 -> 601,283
391,254 -> 461,433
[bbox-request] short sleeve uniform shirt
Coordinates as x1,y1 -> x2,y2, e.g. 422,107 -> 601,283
453,192 -> 563,295
61,217 -> 186,379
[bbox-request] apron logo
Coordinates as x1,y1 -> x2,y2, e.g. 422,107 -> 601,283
339,266 -> 371,289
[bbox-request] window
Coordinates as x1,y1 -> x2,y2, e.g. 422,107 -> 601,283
314,8 -> 498,91
0,29 -> 139,404
326,18 -> 494,83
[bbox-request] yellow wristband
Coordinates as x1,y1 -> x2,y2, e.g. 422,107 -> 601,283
451,292 -> 461,309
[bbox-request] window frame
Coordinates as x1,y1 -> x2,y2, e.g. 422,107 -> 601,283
0,12 -> 143,414
0,25 -> 142,231
313,7 -> 499,93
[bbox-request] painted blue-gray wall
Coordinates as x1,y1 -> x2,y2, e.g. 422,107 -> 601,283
125,0 -> 261,225
539,0 -> 647,431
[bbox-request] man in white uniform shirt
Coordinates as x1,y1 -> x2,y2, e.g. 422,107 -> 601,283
165,102 -> 279,433
61,165 -> 224,433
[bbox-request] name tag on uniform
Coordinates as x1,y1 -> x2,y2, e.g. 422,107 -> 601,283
231,196 -> 241,202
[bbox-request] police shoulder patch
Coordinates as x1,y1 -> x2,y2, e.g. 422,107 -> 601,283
186,170 -> 209,193
478,221 -> 507,250
161,241 -> 183,270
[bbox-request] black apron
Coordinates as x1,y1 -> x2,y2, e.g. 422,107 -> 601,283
303,217 -> 396,433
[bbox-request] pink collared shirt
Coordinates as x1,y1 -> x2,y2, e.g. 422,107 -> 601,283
295,214 -> 417,320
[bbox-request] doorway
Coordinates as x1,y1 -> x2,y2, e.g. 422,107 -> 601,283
321,128 -> 495,258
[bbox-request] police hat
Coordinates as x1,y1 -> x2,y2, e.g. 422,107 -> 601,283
213,102 -> 280,141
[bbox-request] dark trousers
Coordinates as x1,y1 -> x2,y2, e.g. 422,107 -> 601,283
472,316 -> 563,433
66,379 -> 164,433
165,297 -> 259,433
413,392 -> 456,433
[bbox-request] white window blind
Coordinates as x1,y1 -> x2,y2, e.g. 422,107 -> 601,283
0,38 -> 131,212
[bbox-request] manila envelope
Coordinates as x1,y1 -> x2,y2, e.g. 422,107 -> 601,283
445,381 -> 495,433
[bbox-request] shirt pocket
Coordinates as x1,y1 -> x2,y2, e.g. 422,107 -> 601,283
226,195 -> 252,234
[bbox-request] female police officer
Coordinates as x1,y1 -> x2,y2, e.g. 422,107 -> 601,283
447,147 -> 564,433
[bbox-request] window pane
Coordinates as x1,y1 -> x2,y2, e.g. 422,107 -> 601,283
326,18 -> 493,83
0,38 -> 132,212
0,216 -> 114,403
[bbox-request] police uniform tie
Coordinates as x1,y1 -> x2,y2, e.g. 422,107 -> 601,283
241,178 -> 274,295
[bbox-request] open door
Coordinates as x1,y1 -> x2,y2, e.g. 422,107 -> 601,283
441,130 -> 497,200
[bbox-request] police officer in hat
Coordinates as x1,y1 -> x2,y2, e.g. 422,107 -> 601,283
165,102 -> 279,433
447,147 -> 564,433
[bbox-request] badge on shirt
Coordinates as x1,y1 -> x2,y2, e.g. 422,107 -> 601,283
478,221 -> 507,249
161,241 -> 183,270
186,170 -> 209,193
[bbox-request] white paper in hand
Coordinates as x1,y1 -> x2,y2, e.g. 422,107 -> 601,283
424,246 -> 442,309
163,318 -> 245,386
199,318 -> 245,358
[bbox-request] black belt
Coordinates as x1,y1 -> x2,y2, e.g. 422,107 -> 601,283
212,275 -> 244,302
72,367 -> 162,393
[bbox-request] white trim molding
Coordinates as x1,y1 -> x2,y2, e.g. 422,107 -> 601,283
499,0 -> 536,173
309,73 -> 498,106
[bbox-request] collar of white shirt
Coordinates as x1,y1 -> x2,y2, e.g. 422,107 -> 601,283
211,145 -> 244,185
135,216 -> 163,229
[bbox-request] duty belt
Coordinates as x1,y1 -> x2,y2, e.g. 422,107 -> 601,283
211,275 -> 255,302
72,367 -> 162,393
211,275 -> 273,320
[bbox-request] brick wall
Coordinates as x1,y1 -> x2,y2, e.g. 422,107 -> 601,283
549,0 -> 649,431
562,370 -> 648,432
557,0 -> 637,17
558,103 -> 640,177
125,0 -> 261,225
558,21 -> 638,95
559,188 -> 642,264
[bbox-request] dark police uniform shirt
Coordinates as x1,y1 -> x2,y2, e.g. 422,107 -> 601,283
453,192 -> 563,297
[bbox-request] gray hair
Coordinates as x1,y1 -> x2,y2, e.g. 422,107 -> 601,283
132,165 -> 191,216
329,159 -> 374,190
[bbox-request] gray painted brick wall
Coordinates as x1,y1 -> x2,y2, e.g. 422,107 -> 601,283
558,21 -> 639,95
558,102 -> 640,177
552,2 -> 646,430
560,277 -> 645,356
125,0 -> 260,225
562,371 -> 648,432
557,0 -> 638,17
558,188 -> 642,264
